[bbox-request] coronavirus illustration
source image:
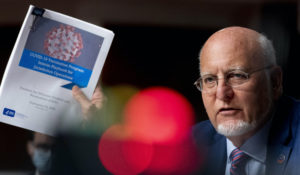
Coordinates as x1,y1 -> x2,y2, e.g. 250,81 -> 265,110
44,24 -> 83,62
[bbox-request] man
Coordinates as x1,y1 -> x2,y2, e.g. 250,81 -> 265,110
27,132 -> 54,175
192,26 -> 300,175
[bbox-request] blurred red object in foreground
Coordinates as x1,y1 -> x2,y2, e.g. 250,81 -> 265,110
98,125 -> 153,175
145,133 -> 203,175
124,87 -> 195,143
99,87 -> 203,174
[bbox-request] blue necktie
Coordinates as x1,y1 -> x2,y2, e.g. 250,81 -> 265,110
230,148 -> 249,175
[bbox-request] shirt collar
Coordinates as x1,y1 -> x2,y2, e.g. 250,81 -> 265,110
226,119 -> 272,163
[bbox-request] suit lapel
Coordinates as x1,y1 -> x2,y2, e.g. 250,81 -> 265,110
192,121 -> 228,175
266,96 -> 295,175
212,135 -> 227,175
266,144 -> 291,175
203,133 -> 227,175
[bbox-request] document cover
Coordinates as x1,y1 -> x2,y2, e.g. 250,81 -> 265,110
0,5 -> 114,135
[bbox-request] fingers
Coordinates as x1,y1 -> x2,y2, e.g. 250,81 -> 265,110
72,85 -> 91,116
91,86 -> 104,109
72,85 -> 105,121
72,85 -> 90,107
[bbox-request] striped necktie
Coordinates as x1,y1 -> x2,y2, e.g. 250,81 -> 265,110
230,148 -> 249,175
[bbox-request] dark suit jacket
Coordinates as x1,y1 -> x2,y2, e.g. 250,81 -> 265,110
192,96 -> 300,175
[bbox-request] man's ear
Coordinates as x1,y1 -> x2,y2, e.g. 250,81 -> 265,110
27,141 -> 34,156
270,66 -> 283,100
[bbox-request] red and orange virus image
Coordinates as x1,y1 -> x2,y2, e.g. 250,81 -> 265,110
44,24 -> 83,62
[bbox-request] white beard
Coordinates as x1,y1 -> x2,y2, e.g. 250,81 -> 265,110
217,120 -> 256,137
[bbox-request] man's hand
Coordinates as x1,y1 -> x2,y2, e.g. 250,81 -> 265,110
72,85 -> 104,120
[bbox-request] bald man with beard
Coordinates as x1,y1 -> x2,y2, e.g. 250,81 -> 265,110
192,27 -> 300,175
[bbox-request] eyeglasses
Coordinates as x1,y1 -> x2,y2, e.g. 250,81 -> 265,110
194,65 -> 273,93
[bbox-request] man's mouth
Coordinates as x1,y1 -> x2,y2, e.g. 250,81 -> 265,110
217,108 -> 241,116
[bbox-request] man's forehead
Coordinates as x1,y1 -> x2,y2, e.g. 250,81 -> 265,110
200,44 -> 257,68
200,28 -> 264,71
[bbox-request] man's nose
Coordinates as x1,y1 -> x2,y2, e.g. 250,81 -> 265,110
215,79 -> 234,102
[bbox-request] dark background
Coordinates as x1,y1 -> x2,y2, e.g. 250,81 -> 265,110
0,0 -> 299,173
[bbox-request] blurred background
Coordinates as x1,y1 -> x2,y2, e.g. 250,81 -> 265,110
0,0 -> 299,174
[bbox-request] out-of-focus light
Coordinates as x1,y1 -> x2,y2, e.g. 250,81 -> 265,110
76,85 -> 138,136
123,87 -> 195,143
98,125 -> 153,175
102,85 -> 139,125
144,133 -> 203,174
98,86 -> 201,174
